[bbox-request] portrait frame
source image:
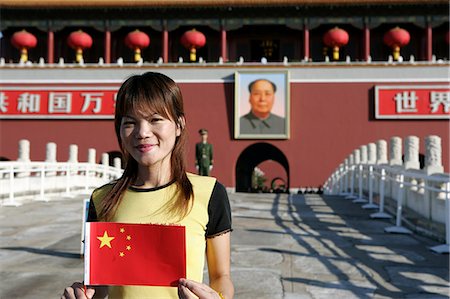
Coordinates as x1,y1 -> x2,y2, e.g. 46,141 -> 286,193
234,70 -> 290,139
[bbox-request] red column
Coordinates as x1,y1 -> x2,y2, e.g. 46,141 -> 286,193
221,27 -> 227,62
47,30 -> 54,64
364,25 -> 370,61
162,28 -> 169,63
425,24 -> 432,61
104,30 -> 111,64
303,23 -> 309,60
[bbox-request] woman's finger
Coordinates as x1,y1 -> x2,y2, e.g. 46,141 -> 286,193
178,279 -> 220,299
61,282 -> 95,299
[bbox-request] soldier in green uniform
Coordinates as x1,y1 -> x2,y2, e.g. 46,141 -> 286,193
195,129 -> 214,176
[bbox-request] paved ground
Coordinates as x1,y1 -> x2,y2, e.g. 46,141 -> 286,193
0,192 -> 449,298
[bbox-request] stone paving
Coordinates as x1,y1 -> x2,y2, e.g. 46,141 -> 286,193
0,192 -> 449,298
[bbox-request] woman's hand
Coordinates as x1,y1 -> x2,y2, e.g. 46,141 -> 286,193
178,278 -> 223,299
61,282 -> 95,299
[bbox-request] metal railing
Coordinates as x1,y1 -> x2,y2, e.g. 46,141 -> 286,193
0,161 -> 123,206
324,163 -> 450,254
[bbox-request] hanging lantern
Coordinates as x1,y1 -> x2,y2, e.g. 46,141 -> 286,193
67,30 -> 93,63
180,29 -> 206,62
11,30 -> 37,62
323,27 -> 349,60
125,30 -> 150,62
383,27 -> 410,61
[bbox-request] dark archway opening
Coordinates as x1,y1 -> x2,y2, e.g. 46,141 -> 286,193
235,142 -> 289,193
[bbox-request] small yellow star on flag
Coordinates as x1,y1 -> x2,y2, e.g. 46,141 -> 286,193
126,235 -> 131,240
97,231 -> 115,249
119,252 -> 125,257
126,245 -> 132,251
120,228 -> 125,233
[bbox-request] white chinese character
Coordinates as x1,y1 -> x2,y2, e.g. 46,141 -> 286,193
17,93 -> 40,113
81,93 -> 103,113
48,92 -> 72,113
430,91 -> 450,113
394,91 -> 418,113
0,92 -> 8,112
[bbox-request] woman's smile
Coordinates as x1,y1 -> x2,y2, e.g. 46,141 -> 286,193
135,143 -> 156,153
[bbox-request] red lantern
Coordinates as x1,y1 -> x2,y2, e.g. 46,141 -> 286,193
11,30 -> 37,62
323,27 -> 349,60
180,29 -> 206,62
125,30 -> 150,62
383,27 -> 410,61
67,30 -> 93,63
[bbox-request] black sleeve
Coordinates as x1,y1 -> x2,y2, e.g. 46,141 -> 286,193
87,196 -> 98,222
205,181 -> 232,238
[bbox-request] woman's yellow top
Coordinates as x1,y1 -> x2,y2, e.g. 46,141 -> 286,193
88,173 -> 232,299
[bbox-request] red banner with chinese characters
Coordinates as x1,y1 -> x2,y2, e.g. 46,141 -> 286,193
0,83 -> 121,119
375,85 -> 450,119
84,222 -> 186,286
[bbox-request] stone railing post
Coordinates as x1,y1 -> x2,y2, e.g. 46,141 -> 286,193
86,148 -> 97,179
344,158 -> 350,194
404,136 -> 420,194
366,143 -> 377,202
45,142 -> 57,163
354,149 -> 361,166
360,145 -> 368,165
390,136 -> 403,166
65,144 -> 79,189
354,148 -> 367,202
101,153 -> 109,166
114,157 -> 122,169
368,143 -> 377,165
88,148 -> 96,164
345,152 -> 358,199
389,136 -> 403,198
67,144 -> 79,163
45,142 -> 57,176
377,140 -> 388,165
338,163 -> 344,194
424,135 -> 444,175
17,139 -> 31,177
102,153 -> 109,178
17,139 -> 31,162
360,145 -> 368,190
404,136 -> 420,170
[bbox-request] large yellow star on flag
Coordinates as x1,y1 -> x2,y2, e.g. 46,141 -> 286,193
97,231 -> 115,249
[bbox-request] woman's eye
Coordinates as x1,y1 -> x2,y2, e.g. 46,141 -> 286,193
151,118 -> 164,123
122,121 -> 135,126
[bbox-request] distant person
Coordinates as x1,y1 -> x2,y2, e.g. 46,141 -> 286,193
195,129 -> 213,176
239,79 -> 285,135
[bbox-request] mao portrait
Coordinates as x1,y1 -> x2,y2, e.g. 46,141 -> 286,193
234,71 -> 289,139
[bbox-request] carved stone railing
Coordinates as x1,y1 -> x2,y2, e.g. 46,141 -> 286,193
323,135 -> 450,254
0,139 -> 123,205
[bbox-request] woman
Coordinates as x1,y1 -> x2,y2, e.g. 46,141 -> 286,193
62,72 -> 233,299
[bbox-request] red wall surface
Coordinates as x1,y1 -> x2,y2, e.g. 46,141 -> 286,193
1,81 -> 448,189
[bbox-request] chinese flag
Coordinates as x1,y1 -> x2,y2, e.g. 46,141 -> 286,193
84,222 -> 186,286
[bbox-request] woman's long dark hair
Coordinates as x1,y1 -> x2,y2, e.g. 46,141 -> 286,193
98,72 -> 194,221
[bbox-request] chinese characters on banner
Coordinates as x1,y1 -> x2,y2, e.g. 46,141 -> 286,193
375,85 -> 450,119
0,83 -> 121,118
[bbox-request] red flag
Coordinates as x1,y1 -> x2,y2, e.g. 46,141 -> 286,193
84,222 -> 186,287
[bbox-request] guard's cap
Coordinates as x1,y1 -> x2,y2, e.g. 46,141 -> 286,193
199,128 -> 208,135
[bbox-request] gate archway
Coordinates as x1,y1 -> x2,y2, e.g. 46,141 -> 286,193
235,142 -> 289,192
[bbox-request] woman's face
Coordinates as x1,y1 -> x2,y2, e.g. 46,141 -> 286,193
120,109 -> 181,171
